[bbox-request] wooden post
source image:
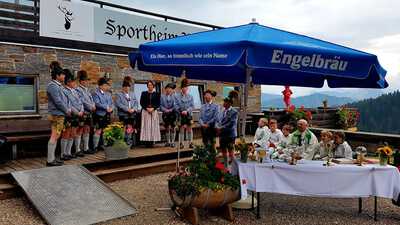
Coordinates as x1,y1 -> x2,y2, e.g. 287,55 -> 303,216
182,207 -> 199,225
240,67 -> 252,137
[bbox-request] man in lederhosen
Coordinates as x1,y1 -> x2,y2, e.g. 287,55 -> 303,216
115,76 -> 139,148
61,69 -> 85,159
76,70 -> 96,154
92,77 -> 113,152
46,61 -> 70,166
199,89 -> 219,149
160,83 -> 177,147
174,78 -> 195,149
217,93 -> 239,166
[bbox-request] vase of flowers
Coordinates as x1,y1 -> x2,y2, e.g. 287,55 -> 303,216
235,138 -> 249,163
103,122 -> 129,160
377,145 -> 393,166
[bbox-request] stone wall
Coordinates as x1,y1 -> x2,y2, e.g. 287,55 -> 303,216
0,43 -> 261,120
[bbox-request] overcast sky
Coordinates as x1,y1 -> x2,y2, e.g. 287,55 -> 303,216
107,0 -> 399,97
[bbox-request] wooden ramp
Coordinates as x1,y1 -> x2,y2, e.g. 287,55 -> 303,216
12,165 -> 137,225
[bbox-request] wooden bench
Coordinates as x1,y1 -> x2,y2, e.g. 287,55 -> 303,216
0,120 -> 51,159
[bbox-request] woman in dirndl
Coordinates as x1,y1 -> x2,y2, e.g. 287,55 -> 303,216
139,80 -> 161,147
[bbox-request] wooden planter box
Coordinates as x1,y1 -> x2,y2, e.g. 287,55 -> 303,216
169,186 -> 240,225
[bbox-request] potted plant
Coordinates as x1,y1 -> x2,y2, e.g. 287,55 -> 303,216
103,122 -> 129,160
322,99 -> 328,109
335,107 -> 360,130
168,146 -> 240,210
377,144 -> 393,166
282,105 -> 313,127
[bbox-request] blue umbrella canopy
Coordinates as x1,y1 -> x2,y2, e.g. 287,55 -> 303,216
129,22 -> 388,88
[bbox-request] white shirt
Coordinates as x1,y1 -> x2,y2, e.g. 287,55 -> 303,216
253,126 -> 271,149
124,93 -> 131,108
334,141 -> 353,159
269,129 -> 284,146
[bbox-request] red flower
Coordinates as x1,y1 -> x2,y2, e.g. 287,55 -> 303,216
299,105 -> 305,112
288,105 -> 296,113
242,179 -> 247,185
269,142 -> 276,148
215,161 -> 225,171
306,111 -> 312,120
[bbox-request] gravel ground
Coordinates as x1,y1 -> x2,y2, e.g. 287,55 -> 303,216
1,173 -> 399,225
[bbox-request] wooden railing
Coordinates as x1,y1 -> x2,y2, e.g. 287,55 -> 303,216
311,127 -> 400,154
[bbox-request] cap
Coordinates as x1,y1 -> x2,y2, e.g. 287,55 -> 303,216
165,83 -> 176,89
204,89 -> 217,97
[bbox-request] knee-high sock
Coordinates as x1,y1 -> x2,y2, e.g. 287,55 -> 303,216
74,136 -> 82,153
179,130 -> 185,145
166,128 -> 171,144
184,130 -> 189,145
82,133 -> 90,151
47,140 -> 57,163
66,138 -> 73,155
187,130 -> 193,143
93,134 -> 100,149
61,139 -> 68,156
171,127 -> 176,144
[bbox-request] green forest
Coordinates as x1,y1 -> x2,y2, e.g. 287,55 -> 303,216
348,91 -> 400,134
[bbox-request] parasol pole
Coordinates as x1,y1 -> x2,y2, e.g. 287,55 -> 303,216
240,67 -> 252,137
176,71 -> 186,172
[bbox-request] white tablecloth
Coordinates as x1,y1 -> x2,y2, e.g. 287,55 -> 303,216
232,160 -> 400,200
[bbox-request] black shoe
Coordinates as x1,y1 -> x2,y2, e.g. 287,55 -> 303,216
70,154 -> 77,159
61,155 -> 72,161
165,143 -> 170,147
46,161 -> 63,167
171,143 -> 176,148
75,151 -> 85,157
180,143 -> 184,149
189,143 -> 194,149
55,159 -> 63,163
97,146 -> 105,151
85,149 -> 96,154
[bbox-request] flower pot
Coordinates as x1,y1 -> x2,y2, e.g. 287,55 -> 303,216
347,127 -> 358,132
379,154 -> 389,166
105,140 -> 129,160
240,152 -> 248,163
169,187 -> 240,209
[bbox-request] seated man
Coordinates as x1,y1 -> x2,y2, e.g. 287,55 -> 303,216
288,119 -> 318,160
333,131 -> 353,159
252,118 -> 270,150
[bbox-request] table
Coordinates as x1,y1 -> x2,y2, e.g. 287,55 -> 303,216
232,160 -> 400,220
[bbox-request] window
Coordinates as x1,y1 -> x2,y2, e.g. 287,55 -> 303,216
0,75 -> 38,114
223,85 -> 241,107
133,81 -> 161,109
188,84 -> 204,109
223,86 -> 235,98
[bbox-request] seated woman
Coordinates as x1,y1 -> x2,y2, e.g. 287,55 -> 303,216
313,130 -> 334,160
333,131 -> 353,159
252,118 -> 270,150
